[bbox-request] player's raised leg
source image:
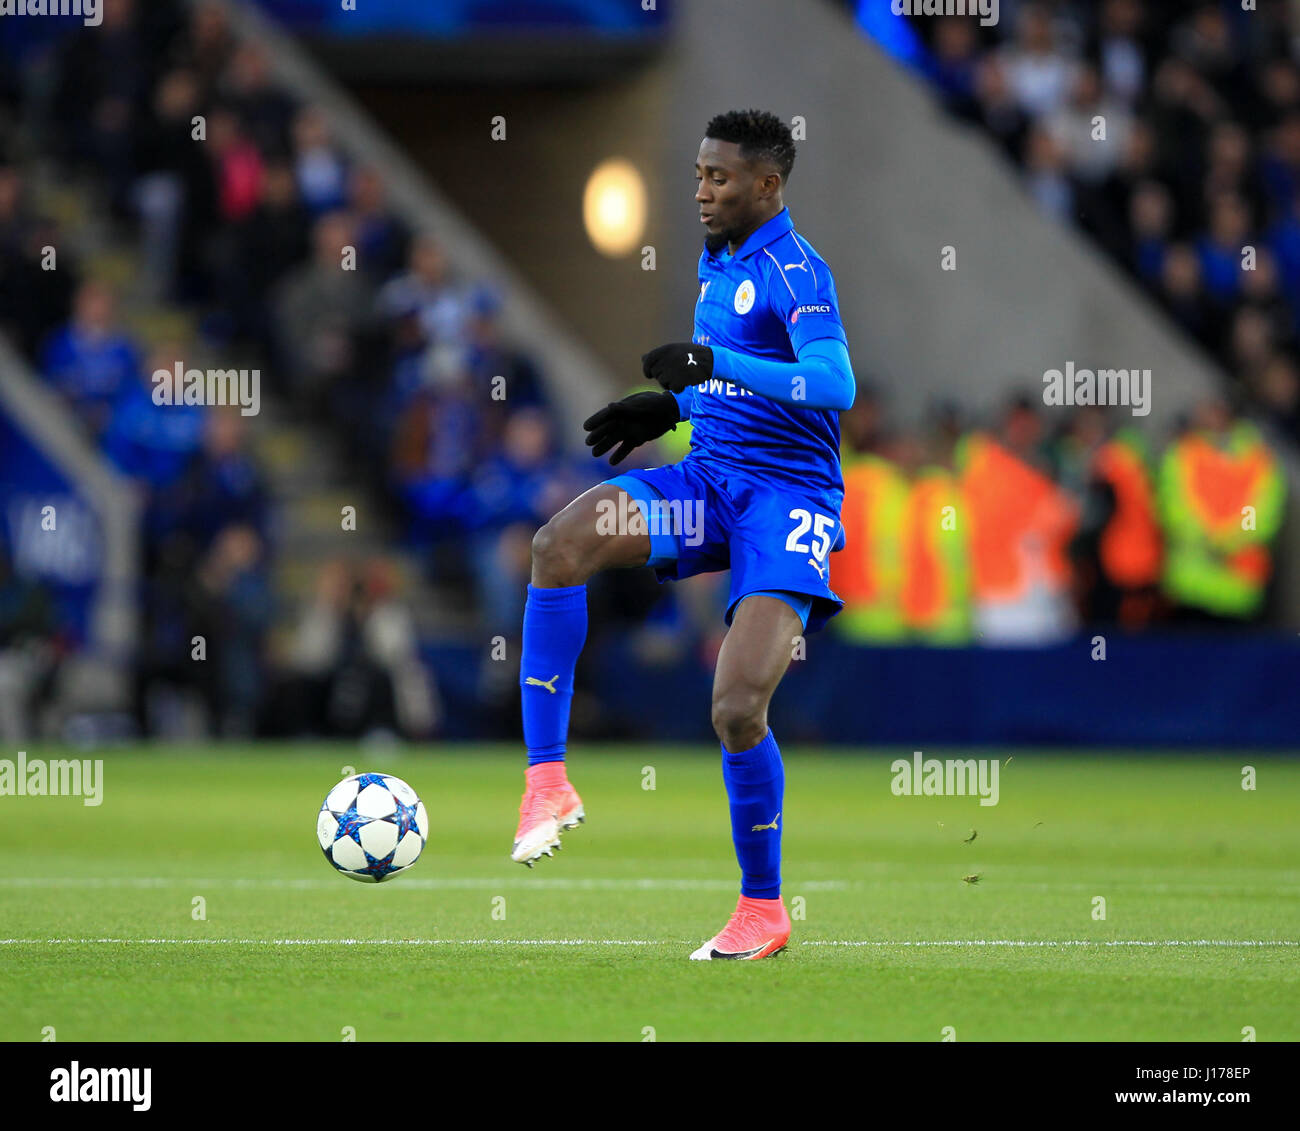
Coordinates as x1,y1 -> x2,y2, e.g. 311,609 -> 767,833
513,483 -> 650,866
691,593 -> 802,959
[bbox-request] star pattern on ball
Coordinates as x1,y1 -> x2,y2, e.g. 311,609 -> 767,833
334,804 -> 368,846
391,798 -> 422,841
363,848 -> 399,880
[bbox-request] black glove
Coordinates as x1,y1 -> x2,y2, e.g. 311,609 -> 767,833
583,390 -> 680,465
641,342 -> 714,393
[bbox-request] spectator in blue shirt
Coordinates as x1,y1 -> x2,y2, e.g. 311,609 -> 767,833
102,343 -> 207,490
466,407 -> 595,628
178,408 -> 269,550
40,280 -> 143,438
1196,193 -> 1252,304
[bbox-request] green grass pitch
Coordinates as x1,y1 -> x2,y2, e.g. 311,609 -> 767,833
1,747 -> 1297,1042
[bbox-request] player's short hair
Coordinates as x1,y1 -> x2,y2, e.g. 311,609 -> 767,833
704,109 -> 796,182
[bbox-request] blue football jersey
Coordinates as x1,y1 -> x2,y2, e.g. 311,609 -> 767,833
681,207 -> 849,495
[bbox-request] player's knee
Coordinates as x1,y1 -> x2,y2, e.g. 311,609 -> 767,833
531,520 -> 584,587
711,686 -> 768,751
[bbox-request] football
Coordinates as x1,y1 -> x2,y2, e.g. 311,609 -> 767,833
316,772 -> 429,882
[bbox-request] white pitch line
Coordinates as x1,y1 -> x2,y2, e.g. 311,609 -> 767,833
0,938 -> 1294,948
802,939 -> 1300,948
0,877 -> 848,892
4,877 -> 1297,895
0,938 -> 668,946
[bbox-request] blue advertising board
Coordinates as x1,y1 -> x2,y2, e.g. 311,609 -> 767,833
250,0 -> 670,35
0,405 -> 104,648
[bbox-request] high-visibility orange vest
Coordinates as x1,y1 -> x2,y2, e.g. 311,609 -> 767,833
834,450 -> 907,641
900,467 -> 971,643
1158,423 -> 1285,617
1093,433 -> 1161,589
957,434 -> 1077,603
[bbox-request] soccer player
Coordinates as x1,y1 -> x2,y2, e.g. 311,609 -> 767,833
512,109 -> 855,960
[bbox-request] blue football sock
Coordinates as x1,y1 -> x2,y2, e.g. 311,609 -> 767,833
721,729 -> 784,898
520,583 -> 587,765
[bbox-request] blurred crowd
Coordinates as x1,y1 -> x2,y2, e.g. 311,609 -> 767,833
880,0 -> 1300,445
0,0 -> 600,739
832,384 -> 1285,645
0,1 -> 1292,745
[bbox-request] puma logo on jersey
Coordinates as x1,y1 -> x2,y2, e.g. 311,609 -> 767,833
751,812 -> 780,832
525,674 -> 559,694
784,262 -> 809,272
808,557 -> 827,579
686,353 -> 698,366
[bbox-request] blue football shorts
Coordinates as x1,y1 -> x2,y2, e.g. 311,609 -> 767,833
605,457 -> 845,633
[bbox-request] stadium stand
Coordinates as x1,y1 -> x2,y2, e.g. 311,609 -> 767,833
0,0 -> 1295,745
863,0 -> 1300,448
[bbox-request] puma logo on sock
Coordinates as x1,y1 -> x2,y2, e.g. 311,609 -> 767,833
525,674 -> 560,694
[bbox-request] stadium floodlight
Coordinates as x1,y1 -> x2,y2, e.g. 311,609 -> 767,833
583,158 -> 647,257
